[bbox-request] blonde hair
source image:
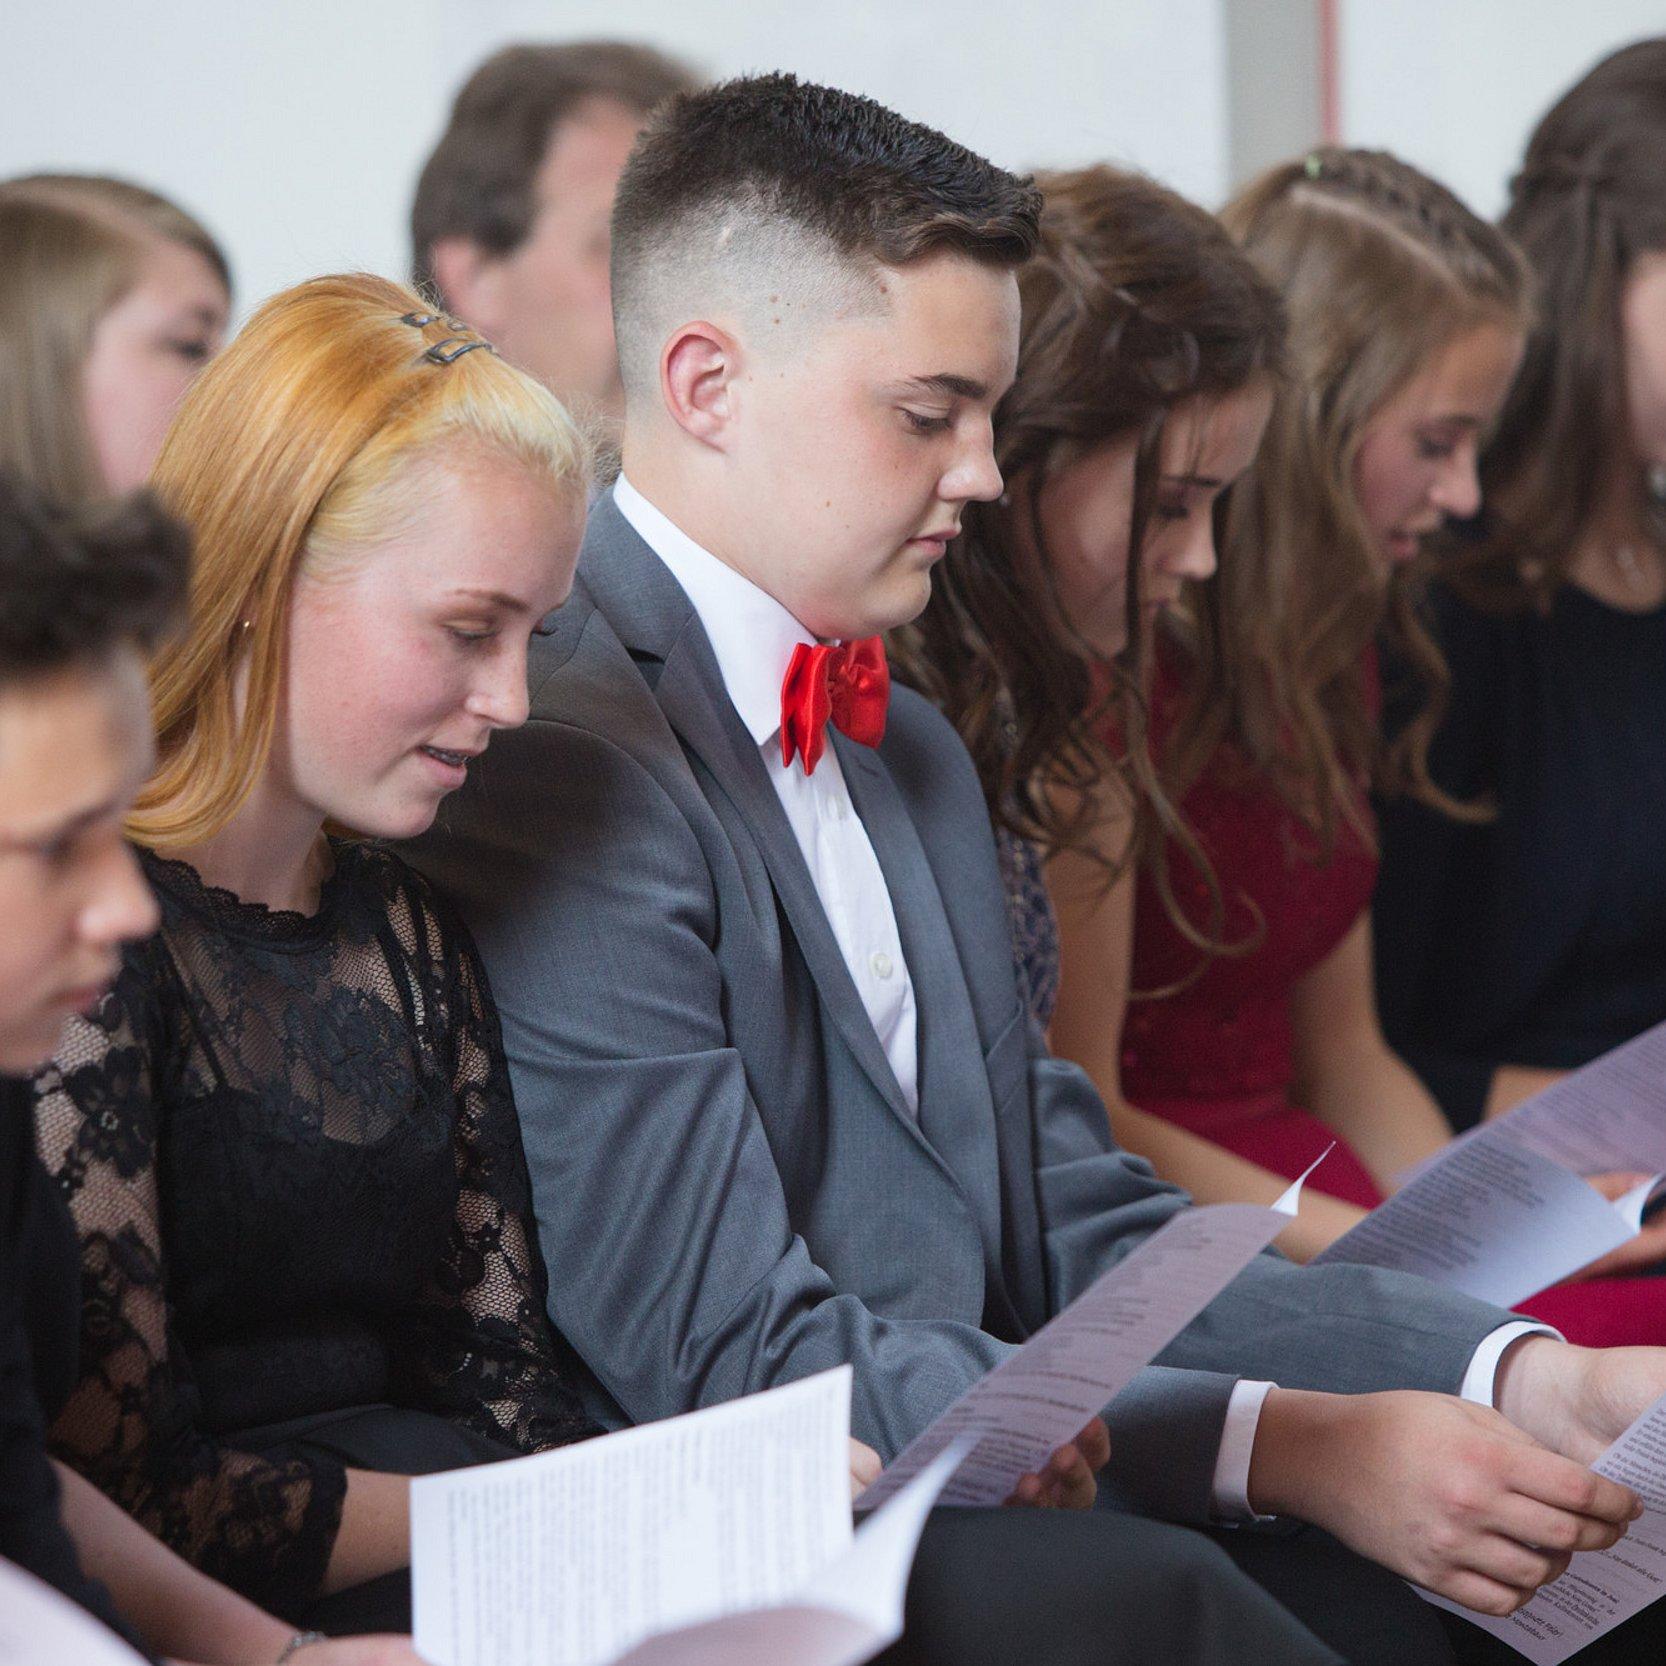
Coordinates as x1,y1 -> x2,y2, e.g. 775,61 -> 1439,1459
130,271 -> 592,849
1183,148 -> 1531,849
0,174 -> 230,504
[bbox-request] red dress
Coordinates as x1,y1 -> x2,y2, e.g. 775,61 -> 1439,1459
1118,649 -> 1660,1345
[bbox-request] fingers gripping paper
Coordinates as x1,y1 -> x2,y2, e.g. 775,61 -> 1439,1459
1316,1019 -> 1666,1306
1425,1391 -> 1666,1663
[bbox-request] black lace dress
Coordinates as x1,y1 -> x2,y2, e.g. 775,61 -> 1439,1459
32,843 -> 598,1619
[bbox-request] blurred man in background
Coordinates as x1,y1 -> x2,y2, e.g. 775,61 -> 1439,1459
412,41 -> 696,421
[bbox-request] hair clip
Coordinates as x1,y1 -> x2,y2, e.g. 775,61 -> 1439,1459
420,336 -> 495,365
399,310 -> 444,329
1303,153 -> 1324,180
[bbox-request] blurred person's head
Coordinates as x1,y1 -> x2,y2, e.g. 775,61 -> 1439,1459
610,72 -> 1039,641
412,40 -> 696,421
132,273 -> 592,856
1215,147 -> 1531,842
0,476 -> 188,1071
891,165 -> 1281,886
1458,37 -> 1666,607
0,175 -> 230,503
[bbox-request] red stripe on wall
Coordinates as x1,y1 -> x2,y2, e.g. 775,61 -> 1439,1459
1317,0 -> 1342,141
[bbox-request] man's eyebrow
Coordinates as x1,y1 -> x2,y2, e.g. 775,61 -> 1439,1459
898,372 -> 991,401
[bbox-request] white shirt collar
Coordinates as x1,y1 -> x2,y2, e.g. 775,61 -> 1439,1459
613,474 -> 814,748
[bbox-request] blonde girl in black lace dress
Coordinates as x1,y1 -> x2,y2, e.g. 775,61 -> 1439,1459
32,275 -> 598,1632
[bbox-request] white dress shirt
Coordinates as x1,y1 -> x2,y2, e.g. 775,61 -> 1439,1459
614,476 -> 920,1111
611,475 -> 1558,1519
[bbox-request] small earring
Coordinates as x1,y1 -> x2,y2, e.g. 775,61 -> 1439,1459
239,619 -> 252,633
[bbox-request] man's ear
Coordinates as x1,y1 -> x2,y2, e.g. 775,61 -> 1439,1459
660,322 -> 740,451
427,238 -> 504,335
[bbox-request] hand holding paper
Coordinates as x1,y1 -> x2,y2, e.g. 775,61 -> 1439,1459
1318,1020 -> 1666,1305
857,1159 -> 1324,1512
1425,1390 -> 1666,1663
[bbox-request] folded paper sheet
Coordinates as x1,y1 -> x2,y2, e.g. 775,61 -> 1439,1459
1424,1390 -> 1666,1663
1317,1020 -> 1666,1306
856,1160 -> 1322,1511
412,1367 -> 970,1666
0,1558 -> 147,1666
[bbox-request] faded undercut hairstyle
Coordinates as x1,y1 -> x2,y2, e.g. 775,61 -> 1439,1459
891,165 -> 1284,946
1203,148 -> 1531,850
1450,36 -> 1666,611
608,72 -> 1041,406
411,39 -> 697,304
0,174 -> 230,505
132,272 -> 591,851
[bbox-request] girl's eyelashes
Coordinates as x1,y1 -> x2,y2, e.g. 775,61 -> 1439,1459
901,409 -> 953,436
164,338 -> 215,363
445,623 -> 497,645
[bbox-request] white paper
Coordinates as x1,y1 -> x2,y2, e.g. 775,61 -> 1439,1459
413,1371 -> 969,1666
614,1439 -> 973,1666
1490,1021 -> 1666,1177
855,1159 -> 1320,1511
0,1559 -> 148,1666
413,1367 -> 853,1666
1315,1138 -> 1637,1307
1320,1022 -> 1666,1303
1423,1390 -> 1666,1663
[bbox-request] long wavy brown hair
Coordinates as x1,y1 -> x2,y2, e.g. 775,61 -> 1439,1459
891,164 -> 1284,918
1444,38 -> 1666,612
1192,148 -> 1532,852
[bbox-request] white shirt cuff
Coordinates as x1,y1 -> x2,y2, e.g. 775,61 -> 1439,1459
1461,1320 -> 1563,1406
1210,1379 -> 1277,1523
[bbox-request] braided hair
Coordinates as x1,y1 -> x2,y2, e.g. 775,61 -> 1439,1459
1453,37 -> 1666,610
1189,147 -> 1531,848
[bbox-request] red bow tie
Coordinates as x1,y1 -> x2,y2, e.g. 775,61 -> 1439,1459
780,637 -> 890,775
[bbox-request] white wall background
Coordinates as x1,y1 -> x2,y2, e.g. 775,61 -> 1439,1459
0,0 -> 1227,319
5,1 -> 1666,321
1338,0 -> 1666,218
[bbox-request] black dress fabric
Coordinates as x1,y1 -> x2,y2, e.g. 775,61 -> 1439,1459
33,843 -> 598,1616
1374,576 -> 1666,1129
0,1076 -> 145,1652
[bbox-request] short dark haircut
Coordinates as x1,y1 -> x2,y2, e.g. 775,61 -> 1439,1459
609,74 -> 1041,396
0,472 -> 190,684
411,39 -> 698,300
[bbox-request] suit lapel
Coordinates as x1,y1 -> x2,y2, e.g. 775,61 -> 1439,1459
579,500 -> 922,1133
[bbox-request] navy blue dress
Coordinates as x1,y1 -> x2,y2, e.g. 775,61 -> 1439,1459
1374,577 -> 1666,1130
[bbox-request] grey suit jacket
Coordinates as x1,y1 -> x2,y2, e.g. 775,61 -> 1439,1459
404,493 -> 1514,1524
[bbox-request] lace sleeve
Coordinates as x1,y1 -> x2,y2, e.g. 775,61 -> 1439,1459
32,950 -> 347,1613
387,892 -> 595,1453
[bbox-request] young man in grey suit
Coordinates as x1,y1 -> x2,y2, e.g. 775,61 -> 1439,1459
406,73 -> 1666,1664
